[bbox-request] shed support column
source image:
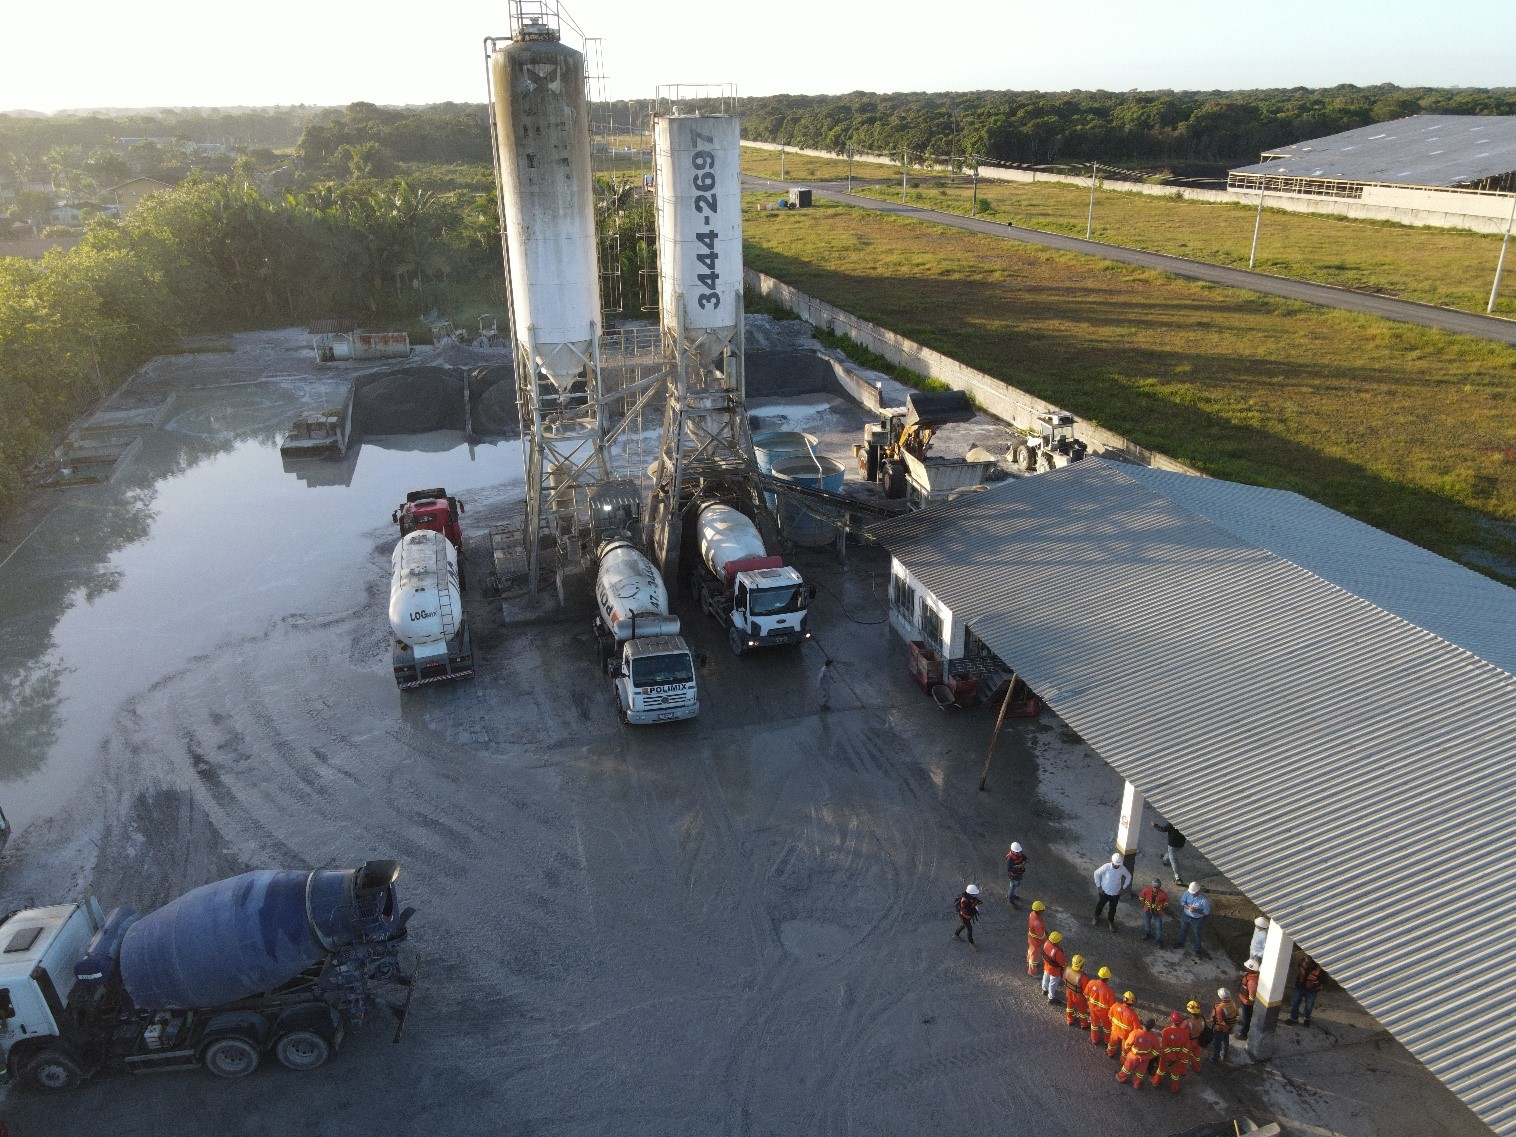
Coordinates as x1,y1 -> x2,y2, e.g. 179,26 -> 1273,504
1247,920 -> 1295,1059
1115,781 -> 1144,888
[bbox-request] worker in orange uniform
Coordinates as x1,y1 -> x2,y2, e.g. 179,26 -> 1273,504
1063,955 -> 1090,1030
1153,1011 -> 1199,1094
1182,999 -> 1207,1048
1116,1018 -> 1162,1087
1085,966 -> 1116,1048
1106,990 -> 1141,1059
1041,931 -> 1067,1004
1026,900 -> 1048,977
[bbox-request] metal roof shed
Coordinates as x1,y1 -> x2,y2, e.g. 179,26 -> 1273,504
870,459 -> 1516,1135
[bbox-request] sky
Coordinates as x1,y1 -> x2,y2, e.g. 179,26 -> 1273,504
4,0 -> 1513,113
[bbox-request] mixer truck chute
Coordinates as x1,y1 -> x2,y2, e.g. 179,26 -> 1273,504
0,862 -> 415,1090
594,538 -> 700,725
691,503 -> 814,656
390,529 -> 473,688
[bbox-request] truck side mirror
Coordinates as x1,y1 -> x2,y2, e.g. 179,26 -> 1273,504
806,584 -> 819,601
0,988 -> 14,1023
697,653 -> 710,670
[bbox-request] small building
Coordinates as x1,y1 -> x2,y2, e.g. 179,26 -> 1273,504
106,177 -> 175,217
47,204 -> 83,226
1229,115 -> 1516,224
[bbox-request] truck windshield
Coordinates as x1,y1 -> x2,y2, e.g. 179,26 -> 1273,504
749,586 -> 807,616
631,653 -> 694,687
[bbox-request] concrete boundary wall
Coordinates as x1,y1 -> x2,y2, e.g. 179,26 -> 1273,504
740,140 -> 1515,234
745,268 -> 1202,477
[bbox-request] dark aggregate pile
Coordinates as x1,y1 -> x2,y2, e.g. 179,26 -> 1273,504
744,350 -> 847,400
473,365 -> 520,435
351,367 -> 466,435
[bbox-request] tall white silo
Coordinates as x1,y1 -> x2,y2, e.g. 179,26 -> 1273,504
653,114 -> 743,363
489,22 -> 601,388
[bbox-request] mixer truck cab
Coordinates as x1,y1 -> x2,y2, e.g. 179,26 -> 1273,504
610,634 -> 700,725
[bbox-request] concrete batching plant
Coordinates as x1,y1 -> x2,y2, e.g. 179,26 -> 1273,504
486,2 -> 609,597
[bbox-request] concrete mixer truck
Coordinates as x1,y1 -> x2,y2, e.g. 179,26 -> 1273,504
391,528 -> 473,688
0,861 -> 415,1090
691,503 -> 814,656
594,538 -> 700,725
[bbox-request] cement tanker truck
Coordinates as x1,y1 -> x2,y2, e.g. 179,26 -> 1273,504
691,503 -> 814,656
594,538 -> 699,725
0,861 -> 415,1090
391,528 -> 473,688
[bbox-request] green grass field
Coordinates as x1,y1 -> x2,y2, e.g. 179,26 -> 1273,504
740,146 -> 933,184
741,195 -> 1516,579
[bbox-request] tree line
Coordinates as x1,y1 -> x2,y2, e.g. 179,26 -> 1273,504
0,173 -> 503,515
735,85 -> 1516,170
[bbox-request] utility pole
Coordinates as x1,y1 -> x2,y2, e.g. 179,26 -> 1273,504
901,149 -> 909,204
1086,162 -> 1098,239
1490,191 -> 1516,315
1249,183 -> 1266,270
971,160 -> 980,217
780,145 -> 786,181
846,144 -> 853,194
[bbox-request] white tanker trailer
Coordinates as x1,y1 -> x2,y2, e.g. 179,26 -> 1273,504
692,503 -> 814,656
594,538 -> 699,725
390,529 -> 474,689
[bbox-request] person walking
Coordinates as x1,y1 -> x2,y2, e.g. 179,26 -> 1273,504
1286,956 -> 1325,1026
1106,990 -> 1141,1059
1138,878 -> 1169,945
1154,1011 -> 1200,1094
1063,955 -> 1090,1031
953,884 -> 982,950
1237,959 -> 1260,1039
1085,966 -> 1116,1049
1092,854 -> 1131,932
1004,842 -> 1028,908
1040,931 -> 1067,1004
1174,882 -> 1211,958
1026,900 -> 1048,977
816,658 -> 837,712
1209,988 -> 1240,1064
1117,1019 -> 1162,1088
1150,820 -> 1187,884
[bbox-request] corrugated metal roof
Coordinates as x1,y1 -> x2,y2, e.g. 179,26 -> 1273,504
1230,114 -> 1516,187
870,460 -> 1516,1135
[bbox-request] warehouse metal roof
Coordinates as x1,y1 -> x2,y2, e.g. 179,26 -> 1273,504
871,460 -> 1516,1135
1230,114 -> 1516,187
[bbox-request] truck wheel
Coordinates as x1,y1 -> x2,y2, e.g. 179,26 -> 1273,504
728,625 -> 747,656
23,1049 -> 82,1091
202,1035 -> 260,1079
274,1029 -> 331,1072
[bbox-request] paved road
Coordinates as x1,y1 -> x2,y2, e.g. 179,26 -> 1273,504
745,175 -> 1516,347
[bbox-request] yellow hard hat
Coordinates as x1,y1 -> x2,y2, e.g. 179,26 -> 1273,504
1047,931 -> 1063,944
1186,1000 -> 1201,1013
1097,966 -> 1112,979
1123,991 -> 1136,1004
1031,900 -> 1046,912
1070,955 -> 1085,970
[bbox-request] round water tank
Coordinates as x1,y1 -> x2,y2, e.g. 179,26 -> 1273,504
772,456 -> 845,546
489,30 -> 599,386
654,115 -> 743,359
751,431 -> 819,475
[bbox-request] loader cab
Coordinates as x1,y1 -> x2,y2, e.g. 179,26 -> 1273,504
1036,411 -> 1077,448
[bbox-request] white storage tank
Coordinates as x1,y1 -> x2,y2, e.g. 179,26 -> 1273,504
596,539 -> 681,641
489,23 -> 600,387
390,530 -> 464,658
654,114 -> 742,359
697,503 -> 767,580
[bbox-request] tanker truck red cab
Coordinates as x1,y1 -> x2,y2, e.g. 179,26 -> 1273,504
393,487 -> 463,552
1,861 -> 415,1090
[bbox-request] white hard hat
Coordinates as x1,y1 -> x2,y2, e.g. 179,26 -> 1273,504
1011,842 -> 1023,854
1187,882 -> 1201,894
1110,853 -> 1123,866
1244,959 -> 1260,972
966,884 -> 980,895
1218,987 -> 1230,1000
1254,916 -> 1270,930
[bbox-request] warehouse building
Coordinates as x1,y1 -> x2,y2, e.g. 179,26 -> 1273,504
872,458 -> 1516,1136
1228,114 -> 1516,225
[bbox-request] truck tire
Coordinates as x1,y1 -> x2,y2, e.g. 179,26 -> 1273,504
23,1048 -> 82,1091
274,1029 -> 331,1071
728,625 -> 747,656
201,1035 -> 260,1079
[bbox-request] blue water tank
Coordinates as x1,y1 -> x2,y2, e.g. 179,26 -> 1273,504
753,432 -> 818,510
772,455 -> 845,546
118,870 -> 328,1009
